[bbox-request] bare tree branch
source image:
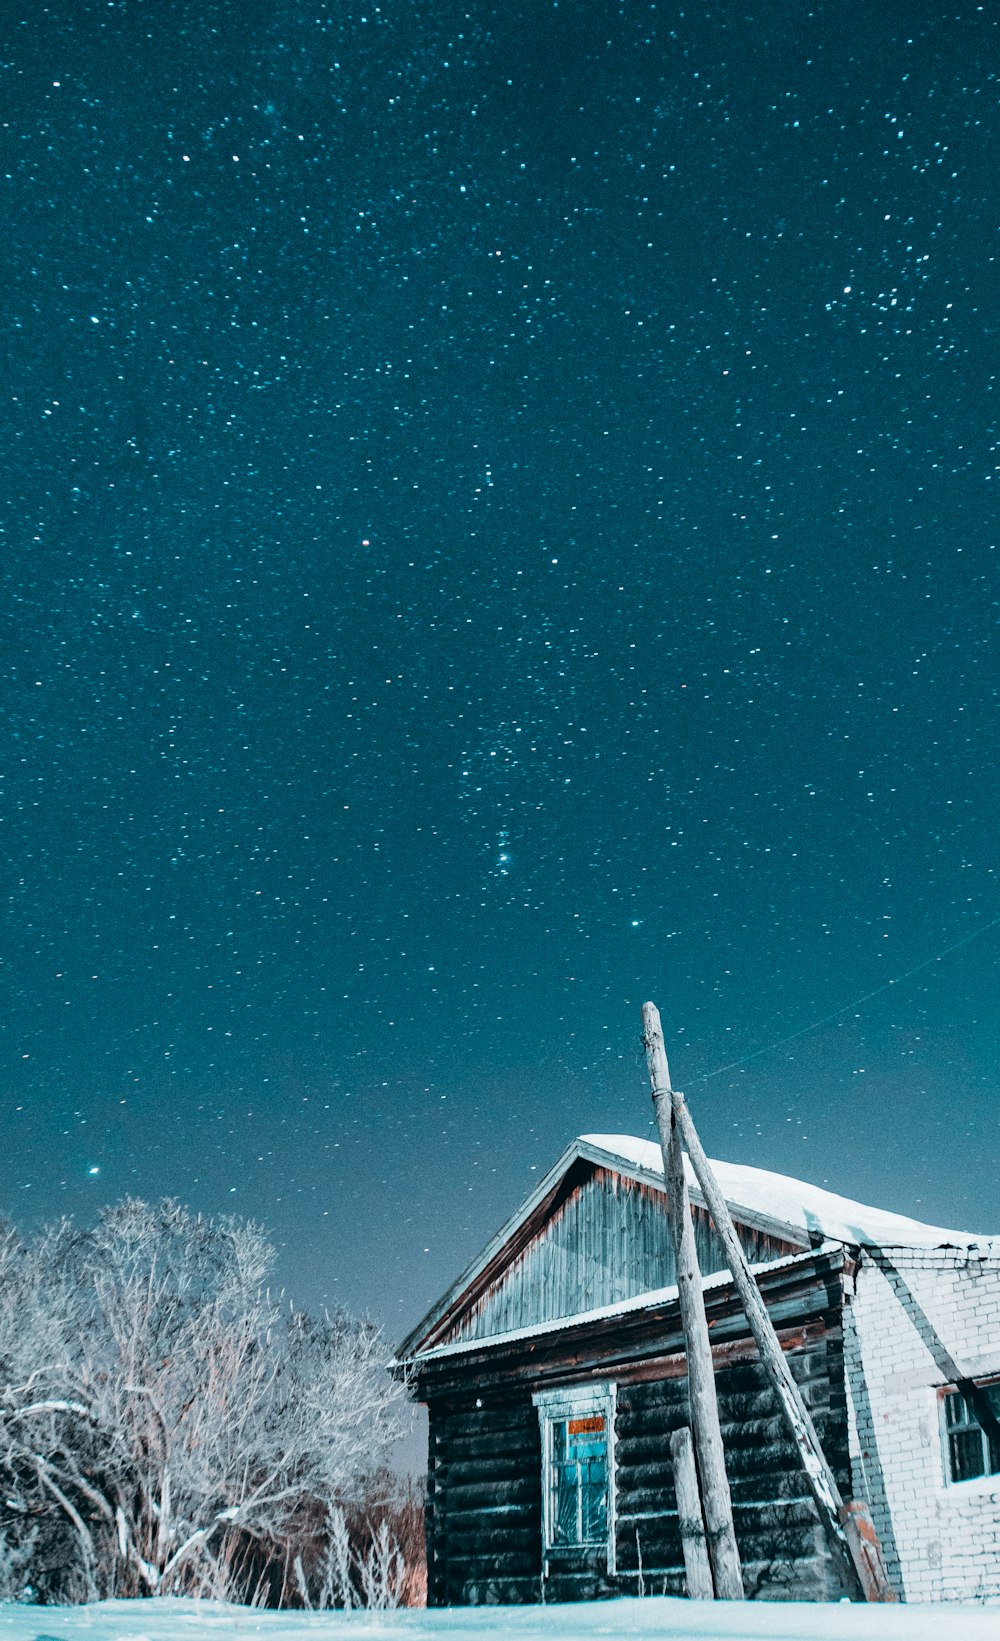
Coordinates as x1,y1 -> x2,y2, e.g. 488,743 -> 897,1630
0,1198 -> 403,1603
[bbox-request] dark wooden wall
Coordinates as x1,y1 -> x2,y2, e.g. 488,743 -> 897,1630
615,1325 -> 853,1603
426,1394 -> 542,1606
424,1305 -> 853,1605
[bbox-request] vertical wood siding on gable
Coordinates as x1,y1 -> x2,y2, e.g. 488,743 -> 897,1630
447,1167 -> 799,1346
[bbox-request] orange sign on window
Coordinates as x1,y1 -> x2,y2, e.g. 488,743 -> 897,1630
567,1415 -> 605,1436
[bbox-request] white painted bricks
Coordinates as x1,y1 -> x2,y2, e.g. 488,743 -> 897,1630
847,1248 -> 1000,1601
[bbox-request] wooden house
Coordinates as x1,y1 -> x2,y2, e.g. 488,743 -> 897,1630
395,1133 -> 1000,1605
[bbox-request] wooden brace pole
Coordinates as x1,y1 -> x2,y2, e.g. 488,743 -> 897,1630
668,1081 -> 896,1603
670,1426 -> 714,1600
643,1002 -> 744,1601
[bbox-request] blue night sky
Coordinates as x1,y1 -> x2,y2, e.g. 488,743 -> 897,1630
3,2 -> 998,1346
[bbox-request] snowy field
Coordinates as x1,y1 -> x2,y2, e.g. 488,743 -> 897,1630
0,1598 -> 997,1641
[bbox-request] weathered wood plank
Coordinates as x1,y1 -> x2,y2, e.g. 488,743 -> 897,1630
433,1430 -> 540,1463
545,1574 -> 618,1602
444,1548 -> 541,1576
433,1452 -> 538,1485
443,1477 -> 539,1510
434,1403 -> 539,1436
442,1525 -> 541,1554
618,1528 -> 685,1568
670,1424 -> 714,1599
444,1161 -> 799,1348
452,1577 -> 540,1604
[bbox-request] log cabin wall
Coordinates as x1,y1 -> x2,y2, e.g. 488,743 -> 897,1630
419,1255 -> 853,1606
614,1324 -> 853,1603
426,1392 -> 543,1605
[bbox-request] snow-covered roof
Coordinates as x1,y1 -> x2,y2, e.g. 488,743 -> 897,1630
397,1130 -> 996,1365
582,1134 -> 996,1250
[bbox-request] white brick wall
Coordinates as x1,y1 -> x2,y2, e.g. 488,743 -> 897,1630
847,1246 -> 1000,1601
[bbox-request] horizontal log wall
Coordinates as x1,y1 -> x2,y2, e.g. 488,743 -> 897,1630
427,1394 -> 543,1606
425,1304 -> 853,1606
615,1324 -> 854,1602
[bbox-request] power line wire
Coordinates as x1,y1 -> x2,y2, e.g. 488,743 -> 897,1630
697,911 -> 1000,1085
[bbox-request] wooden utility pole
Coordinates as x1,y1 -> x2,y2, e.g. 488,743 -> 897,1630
668,1090 -> 895,1602
642,1001 -> 744,1601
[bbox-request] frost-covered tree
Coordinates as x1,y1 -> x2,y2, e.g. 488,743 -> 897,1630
0,1200 -> 402,1603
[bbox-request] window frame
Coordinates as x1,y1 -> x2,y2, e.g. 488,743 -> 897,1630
938,1377 -> 1000,1487
533,1381 -> 617,1571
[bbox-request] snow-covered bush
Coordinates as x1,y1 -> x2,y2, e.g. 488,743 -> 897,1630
0,1200 -> 403,1605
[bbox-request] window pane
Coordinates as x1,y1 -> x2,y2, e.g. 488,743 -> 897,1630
942,1384 -> 1000,1483
982,1385 -> 1000,1475
581,1456 -> 608,1541
944,1391 -> 976,1432
550,1414 -> 608,1546
949,1426 -> 987,1483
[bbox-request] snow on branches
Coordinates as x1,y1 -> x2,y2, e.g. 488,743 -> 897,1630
0,1199 -> 404,1604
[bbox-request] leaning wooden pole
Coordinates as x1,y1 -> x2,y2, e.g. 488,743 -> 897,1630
642,1002 -> 744,1601
668,1076 -> 896,1603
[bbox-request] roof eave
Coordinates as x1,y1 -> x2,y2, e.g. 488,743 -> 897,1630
395,1242 -> 847,1373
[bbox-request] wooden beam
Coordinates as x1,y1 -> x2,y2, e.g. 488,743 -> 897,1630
669,1086 -> 896,1603
642,1002 -> 744,1601
670,1426 -> 714,1599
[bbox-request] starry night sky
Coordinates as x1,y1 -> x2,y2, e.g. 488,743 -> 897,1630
3,1 -> 999,1357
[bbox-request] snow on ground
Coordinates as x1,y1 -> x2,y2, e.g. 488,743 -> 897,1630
0,1598 -> 997,1641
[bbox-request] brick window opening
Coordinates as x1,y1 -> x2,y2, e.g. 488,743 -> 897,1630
940,1381 -> 1000,1484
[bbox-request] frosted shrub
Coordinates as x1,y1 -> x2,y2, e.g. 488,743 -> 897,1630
294,1506 -> 408,1612
0,1528 -> 38,1604
358,1519 -> 406,1610
320,1507 -> 355,1610
0,1201 -> 403,1605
